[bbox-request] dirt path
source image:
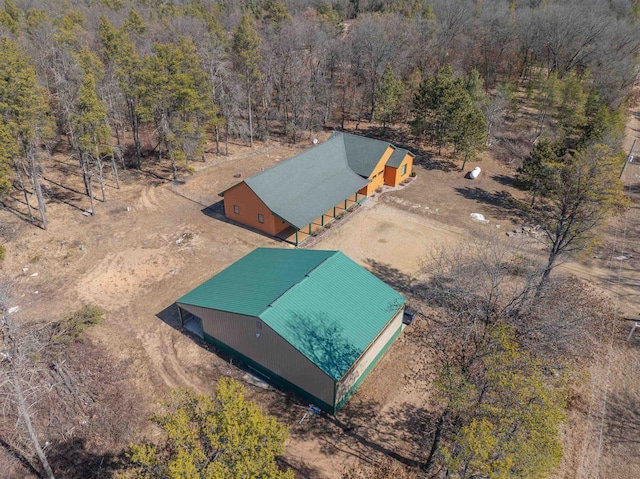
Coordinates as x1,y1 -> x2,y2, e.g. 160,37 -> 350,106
550,103 -> 640,479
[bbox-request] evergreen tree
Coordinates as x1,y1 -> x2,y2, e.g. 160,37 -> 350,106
0,38 -> 51,229
465,68 -> 486,108
127,378 -> 294,479
123,6 -> 146,35
98,18 -> 144,168
517,139 -> 564,207
528,143 -> 628,286
232,15 -> 262,147
556,72 -> 587,136
138,38 -> 218,181
0,123 -> 15,194
411,65 -> 468,153
375,64 -> 404,130
263,0 -> 292,28
452,106 -> 487,170
0,0 -> 21,35
72,72 -> 112,211
412,65 -> 487,166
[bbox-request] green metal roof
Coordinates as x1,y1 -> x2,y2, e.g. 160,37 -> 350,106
338,131 -> 395,177
177,249 -> 336,317
244,135 -> 369,229
177,248 -> 406,381
387,148 -> 414,168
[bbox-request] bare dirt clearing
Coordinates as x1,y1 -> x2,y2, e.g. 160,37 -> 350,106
1,124 -> 639,478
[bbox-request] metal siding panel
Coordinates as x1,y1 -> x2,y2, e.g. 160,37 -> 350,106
336,307 -> 404,404
178,304 -> 335,405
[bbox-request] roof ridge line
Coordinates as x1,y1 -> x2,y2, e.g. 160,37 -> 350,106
264,251 -> 339,310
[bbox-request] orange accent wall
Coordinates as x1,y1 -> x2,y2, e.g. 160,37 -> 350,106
358,146 -> 395,196
383,153 -> 414,187
223,182 -> 290,236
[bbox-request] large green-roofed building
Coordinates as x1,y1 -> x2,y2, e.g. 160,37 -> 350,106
176,248 -> 406,413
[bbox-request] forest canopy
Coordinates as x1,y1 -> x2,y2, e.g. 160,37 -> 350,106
0,0 -> 637,225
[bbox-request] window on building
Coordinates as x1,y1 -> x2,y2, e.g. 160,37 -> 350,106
258,213 -> 264,224
401,164 -> 407,175
233,204 -> 239,214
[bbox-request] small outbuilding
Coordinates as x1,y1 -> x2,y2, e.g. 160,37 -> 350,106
176,248 -> 406,413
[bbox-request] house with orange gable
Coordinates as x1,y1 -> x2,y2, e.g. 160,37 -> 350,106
220,131 -> 414,245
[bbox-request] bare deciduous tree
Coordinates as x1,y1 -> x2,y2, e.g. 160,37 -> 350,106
0,285 -> 55,479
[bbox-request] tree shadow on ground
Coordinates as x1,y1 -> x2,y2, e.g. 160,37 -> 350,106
454,186 -> 527,220
277,456 -> 325,479
310,397 -> 427,470
605,387 -> 640,447
45,185 -> 87,213
0,437 -> 41,478
0,197 -> 41,228
47,438 -> 126,479
364,258 -> 417,297
491,174 -> 519,189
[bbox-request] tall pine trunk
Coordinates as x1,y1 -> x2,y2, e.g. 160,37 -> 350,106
248,87 -> 254,147
27,142 -> 47,230
14,162 -> 34,222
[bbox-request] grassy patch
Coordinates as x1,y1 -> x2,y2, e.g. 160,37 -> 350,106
0,244 -> 5,262
51,304 -> 103,344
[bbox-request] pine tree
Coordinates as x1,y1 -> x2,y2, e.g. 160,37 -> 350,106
0,0 -> 21,35
440,326 -> 565,479
72,72 -> 112,211
452,106 -> 487,170
556,72 -> 587,137
411,65 -> 487,165
517,139 -> 564,207
138,38 -> 218,181
375,64 -> 404,130
232,15 -> 262,147
0,38 -> 51,229
0,123 -> 15,194
531,144 -> 628,287
123,6 -> 146,35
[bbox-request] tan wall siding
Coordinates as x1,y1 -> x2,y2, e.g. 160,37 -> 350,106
223,182 -> 289,235
335,307 -> 404,404
178,304 -> 335,405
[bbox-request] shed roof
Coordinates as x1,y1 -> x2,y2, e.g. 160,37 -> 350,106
387,148 -> 414,168
177,248 -> 405,381
243,135 -> 369,229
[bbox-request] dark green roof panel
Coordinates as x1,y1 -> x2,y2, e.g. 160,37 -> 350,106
387,148 -> 414,168
177,249 -> 335,317
245,136 -> 368,229
339,132 -> 394,177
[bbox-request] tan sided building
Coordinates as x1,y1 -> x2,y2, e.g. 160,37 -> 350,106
176,248 -> 406,413
220,131 -> 414,245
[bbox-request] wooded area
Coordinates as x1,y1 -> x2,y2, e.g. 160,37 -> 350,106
0,0 -> 638,229
1,1 -> 639,478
